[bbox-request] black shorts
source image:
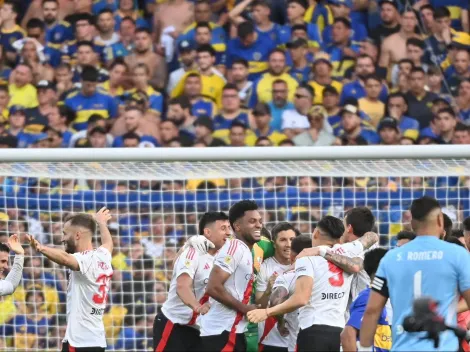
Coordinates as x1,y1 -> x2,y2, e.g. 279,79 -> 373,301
201,330 -> 246,352
259,344 -> 288,352
296,324 -> 342,352
61,341 -> 105,352
153,312 -> 202,352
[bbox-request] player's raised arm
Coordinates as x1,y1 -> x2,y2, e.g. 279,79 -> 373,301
0,235 -> 25,296
94,207 -> 113,253
27,234 -> 80,271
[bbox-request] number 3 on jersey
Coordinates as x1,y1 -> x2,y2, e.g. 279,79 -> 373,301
93,274 -> 112,304
328,262 -> 344,287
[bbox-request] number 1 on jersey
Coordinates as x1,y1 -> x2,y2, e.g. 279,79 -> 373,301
328,262 -> 344,287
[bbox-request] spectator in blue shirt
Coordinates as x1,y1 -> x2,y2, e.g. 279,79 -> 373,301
41,0 -> 73,48
385,92 -> 420,141
340,54 -> 389,105
322,0 -> 367,47
64,66 -> 118,130
268,79 -> 295,131
338,104 -> 379,144
26,18 -> 62,68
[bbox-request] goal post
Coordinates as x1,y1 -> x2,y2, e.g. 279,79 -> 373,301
0,145 -> 469,352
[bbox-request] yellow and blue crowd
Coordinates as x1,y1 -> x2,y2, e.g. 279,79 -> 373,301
0,0 -> 468,349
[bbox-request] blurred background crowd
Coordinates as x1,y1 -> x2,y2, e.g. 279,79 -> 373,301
0,0 -> 469,349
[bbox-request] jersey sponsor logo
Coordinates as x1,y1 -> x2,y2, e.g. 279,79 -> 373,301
295,266 -> 307,273
97,261 -> 110,271
321,292 -> 345,300
91,308 -> 105,315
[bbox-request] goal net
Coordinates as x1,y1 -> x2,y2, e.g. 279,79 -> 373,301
0,146 -> 469,351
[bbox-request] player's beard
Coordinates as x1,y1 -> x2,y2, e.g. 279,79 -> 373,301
64,238 -> 77,254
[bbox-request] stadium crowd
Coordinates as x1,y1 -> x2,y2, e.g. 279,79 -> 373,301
0,0 -> 469,350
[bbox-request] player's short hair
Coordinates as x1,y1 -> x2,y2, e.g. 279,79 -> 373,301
450,229 -> 464,239
4,0 -> 20,14
444,236 -> 465,248
363,248 -> 388,278
410,196 -> 441,222
463,217 -> 470,232
232,58 -> 249,68
396,230 -> 416,242
109,58 -> 128,71
297,83 -> 314,97
228,200 -> 259,228
26,18 -> 45,30
223,83 -> 238,92
269,48 -> 285,59
291,234 -> 312,255
135,27 -> 151,36
64,213 -> 96,234
197,44 -> 216,57
77,40 -> 94,50
437,107 -> 456,118
333,17 -> 352,29
364,74 -> 381,84
443,213 -> 452,236
122,131 -> 141,142
42,0 -> 58,6
433,6 -> 450,19
198,211 -> 229,236
317,216 -> 344,240
271,222 -> 297,242
195,21 -> 212,31
344,207 -> 375,237
98,8 -> 114,17
410,66 -> 426,76
0,242 -> 9,254
237,21 -> 255,39
168,96 -> 192,110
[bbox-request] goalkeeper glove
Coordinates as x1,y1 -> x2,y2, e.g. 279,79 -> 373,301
186,236 -> 215,254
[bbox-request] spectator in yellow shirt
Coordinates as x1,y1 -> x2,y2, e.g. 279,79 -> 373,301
358,74 -> 385,127
309,53 -> 343,104
8,63 -> 38,108
249,49 -> 298,107
246,103 -> 288,145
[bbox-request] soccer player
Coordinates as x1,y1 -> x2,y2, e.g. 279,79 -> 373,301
360,196 -> 470,351
341,248 -> 391,352
256,222 -> 296,351
248,215 -> 378,351
0,234 -> 24,296
199,200 -> 262,351
153,212 -> 231,351
27,207 -> 114,352
269,234 -> 312,352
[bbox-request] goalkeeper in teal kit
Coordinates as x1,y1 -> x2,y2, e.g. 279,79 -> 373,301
360,196 -> 470,351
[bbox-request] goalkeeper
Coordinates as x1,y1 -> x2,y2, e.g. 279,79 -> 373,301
186,226 -> 275,351
0,234 -> 24,296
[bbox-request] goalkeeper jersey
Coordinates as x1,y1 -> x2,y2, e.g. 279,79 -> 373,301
252,236 -> 274,274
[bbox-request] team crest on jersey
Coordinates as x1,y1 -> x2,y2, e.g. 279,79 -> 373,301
55,33 -> 61,41
224,255 -> 232,264
253,52 -> 262,61
184,259 -> 192,267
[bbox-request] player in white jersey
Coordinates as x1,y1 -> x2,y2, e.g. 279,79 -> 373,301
255,222 -> 296,352
269,234 -> 313,352
153,211 -> 231,351
28,207 -> 113,352
0,235 -> 24,297
200,200 -> 262,351
248,215 -> 378,351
